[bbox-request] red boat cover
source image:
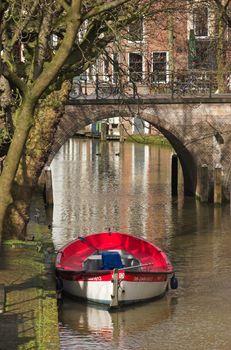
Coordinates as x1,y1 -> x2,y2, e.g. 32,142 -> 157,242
56,231 -> 173,273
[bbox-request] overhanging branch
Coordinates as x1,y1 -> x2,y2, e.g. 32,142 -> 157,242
213,0 -> 231,26
58,0 -> 70,12
1,64 -> 26,95
83,0 -> 133,20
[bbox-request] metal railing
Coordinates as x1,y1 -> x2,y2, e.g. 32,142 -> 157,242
69,70 -> 231,100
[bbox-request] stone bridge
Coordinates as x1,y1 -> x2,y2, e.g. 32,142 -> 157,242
48,96 -> 231,203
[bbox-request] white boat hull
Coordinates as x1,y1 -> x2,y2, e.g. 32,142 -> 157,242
56,232 -> 178,308
60,271 -> 171,307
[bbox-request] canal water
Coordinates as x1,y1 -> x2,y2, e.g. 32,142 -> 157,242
51,138 -> 231,350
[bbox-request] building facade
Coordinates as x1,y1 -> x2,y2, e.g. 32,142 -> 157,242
70,1 -> 231,136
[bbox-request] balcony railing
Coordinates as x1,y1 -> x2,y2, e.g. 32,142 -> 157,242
69,70 -> 231,100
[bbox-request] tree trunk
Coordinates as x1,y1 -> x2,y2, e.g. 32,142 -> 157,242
0,100 -> 34,242
2,82 -> 70,239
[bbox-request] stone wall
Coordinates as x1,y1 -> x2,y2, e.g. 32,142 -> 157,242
48,98 -> 231,202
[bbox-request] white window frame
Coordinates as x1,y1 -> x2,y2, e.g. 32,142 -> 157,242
78,20 -> 88,42
188,4 -> 211,39
86,64 -> 97,82
193,5 -> 209,38
111,53 -> 119,84
102,56 -> 110,81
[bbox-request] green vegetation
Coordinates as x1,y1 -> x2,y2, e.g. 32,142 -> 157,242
126,134 -> 171,147
0,191 -> 59,348
0,240 -> 59,349
3,239 -> 36,247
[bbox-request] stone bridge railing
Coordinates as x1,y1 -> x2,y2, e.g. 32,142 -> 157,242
69,70 -> 231,101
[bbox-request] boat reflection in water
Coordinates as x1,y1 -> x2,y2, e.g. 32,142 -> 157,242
59,296 -> 176,349
59,300 -> 114,343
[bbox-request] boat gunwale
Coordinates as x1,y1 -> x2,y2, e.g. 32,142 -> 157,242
56,268 -> 174,276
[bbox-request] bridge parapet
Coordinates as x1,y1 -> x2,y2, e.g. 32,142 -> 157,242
69,70 -> 231,101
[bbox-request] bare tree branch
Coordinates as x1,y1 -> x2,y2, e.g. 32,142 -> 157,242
213,0 -> 231,26
1,64 -> 26,95
31,0 -> 82,99
83,0 -> 134,20
7,0 -> 40,50
58,0 -> 70,12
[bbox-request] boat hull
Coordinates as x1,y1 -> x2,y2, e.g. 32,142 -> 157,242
59,270 -> 171,307
56,231 -> 177,308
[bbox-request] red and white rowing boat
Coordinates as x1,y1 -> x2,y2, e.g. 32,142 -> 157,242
56,231 -> 178,308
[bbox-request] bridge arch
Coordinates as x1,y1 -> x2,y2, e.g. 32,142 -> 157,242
152,124 -> 197,196
130,112 -> 198,197
48,102 -> 211,199
48,99 -> 231,202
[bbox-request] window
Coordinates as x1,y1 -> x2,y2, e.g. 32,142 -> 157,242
128,18 -> 143,42
189,39 -> 217,70
78,20 -> 88,42
194,40 -> 217,69
152,52 -> 167,82
129,53 -> 143,82
227,24 -> 231,41
193,6 -> 208,37
112,53 -> 119,83
51,34 -> 58,49
103,56 -> 110,80
86,64 -> 97,81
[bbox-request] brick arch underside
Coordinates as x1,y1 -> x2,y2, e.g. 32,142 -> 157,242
47,107 -> 123,164
136,111 -> 197,196
155,125 -> 197,196
48,106 -> 197,196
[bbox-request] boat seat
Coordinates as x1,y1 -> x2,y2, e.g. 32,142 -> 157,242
83,255 -> 102,271
101,251 -> 124,270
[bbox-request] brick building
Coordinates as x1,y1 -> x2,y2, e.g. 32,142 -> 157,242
72,1 -> 231,136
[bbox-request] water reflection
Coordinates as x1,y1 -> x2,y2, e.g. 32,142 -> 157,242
51,138 -> 231,350
59,296 -> 175,350
51,138 -> 179,248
